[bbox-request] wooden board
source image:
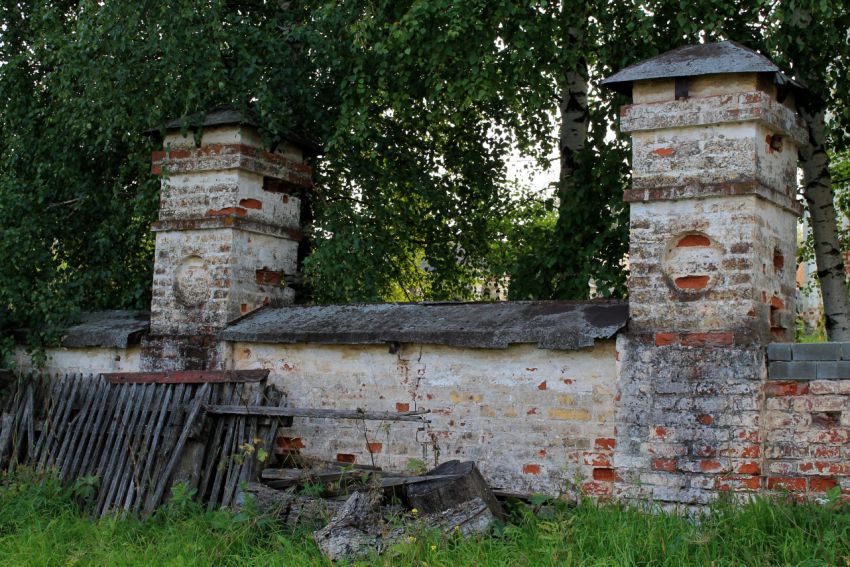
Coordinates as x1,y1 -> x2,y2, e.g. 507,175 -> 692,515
102,369 -> 269,385
205,405 -> 429,422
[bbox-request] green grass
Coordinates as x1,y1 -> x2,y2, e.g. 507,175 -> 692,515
1,469 -> 849,566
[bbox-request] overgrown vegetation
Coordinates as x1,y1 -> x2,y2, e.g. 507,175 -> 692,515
1,469 -> 849,566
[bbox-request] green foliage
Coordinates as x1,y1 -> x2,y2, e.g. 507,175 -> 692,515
4,0 -> 850,359
2,470 -> 850,566
0,1 -> 315,361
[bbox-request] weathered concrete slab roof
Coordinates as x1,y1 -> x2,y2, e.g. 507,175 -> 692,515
600,41 -> 811,103
221,300 -> 628,350
60,311 -> 150,349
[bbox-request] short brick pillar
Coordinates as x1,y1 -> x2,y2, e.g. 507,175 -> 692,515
141,110 -> 317,371
601,42 -> 808,506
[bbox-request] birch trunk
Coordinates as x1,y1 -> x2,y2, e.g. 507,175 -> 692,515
799,107 -> 850,341
557,61 -> 589,204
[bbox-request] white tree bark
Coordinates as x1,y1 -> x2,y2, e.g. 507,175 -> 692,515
799,107 -> 850,341
557,63 -> 588,203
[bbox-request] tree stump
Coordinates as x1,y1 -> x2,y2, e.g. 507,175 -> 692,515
404,460 -> 503,519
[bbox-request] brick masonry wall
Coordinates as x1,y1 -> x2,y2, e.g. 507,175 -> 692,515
615,335 -> 765,506
765,343 -> 850,497
628,195 -> 797,342
231,340 -> 619,497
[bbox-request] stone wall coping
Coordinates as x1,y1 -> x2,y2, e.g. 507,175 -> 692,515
221,300 -> 629,350
59,310 -> 150,349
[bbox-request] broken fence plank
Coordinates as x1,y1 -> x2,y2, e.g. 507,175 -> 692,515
199,383 -> 238,507
134,385 -> 174,514
102,369 -> 269,385
207,384 -> 243,511
145,383 -> 211,515
205,405 -> 430,422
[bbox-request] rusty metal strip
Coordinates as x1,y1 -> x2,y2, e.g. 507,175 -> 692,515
102,369 -> 269,385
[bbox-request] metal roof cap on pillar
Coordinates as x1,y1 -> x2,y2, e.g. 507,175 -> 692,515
599,40 -> 816,107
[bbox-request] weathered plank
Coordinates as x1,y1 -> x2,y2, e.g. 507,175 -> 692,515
135,384 -> 174,513
145,383 -> 211,514
103,370 -> 269,385
198,384 -> 236,505
205,405 -> 430,422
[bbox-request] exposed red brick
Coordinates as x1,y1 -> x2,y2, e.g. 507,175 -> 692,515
654,426 -> 669,439
652,147 -> 675,157
587,453 -> 611,467
767,477 -> 806,492
736,462 -> 761,475
652,458 -> 677,472
681,332 -> 734,347
255,268 -> 283,286
773,251 -> 784,269
276,436 -> 305,450
206,206 -> 248,217
675,275 -> 710,290
522,464 -> 541,475
810,429 -> 850,443
239,198 -> 263,209
395,402 -> 410,412
700,460 -> 725,473
765,381 -> 808,397
813,446 -> 841,459
538,449 -> 547,458
800,461 -> 849,475
809,477 -> 838,492
336,453 -> 356,464
770,296 -> 785,309
595,438 -> 616,450
655,333 -> 679,346
366,442 -> 382,454
527,407 -> 538,415
741,444 -> 761,458
677,234 -> 711,247
696,414 -> 713,425
582,482 -> 613,496
592,468 -> 619,482
240,303 -> 249,314
537,381 -> 547,390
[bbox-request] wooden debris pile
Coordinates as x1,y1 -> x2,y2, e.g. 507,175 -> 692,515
243,459 -> 505,562
1,370 -> 504,561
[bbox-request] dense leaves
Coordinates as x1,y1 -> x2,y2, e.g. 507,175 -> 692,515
2,1 -> 850,358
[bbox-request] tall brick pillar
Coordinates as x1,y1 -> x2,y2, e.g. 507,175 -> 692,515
600,42 -> 808,506
141,110 -> 317,371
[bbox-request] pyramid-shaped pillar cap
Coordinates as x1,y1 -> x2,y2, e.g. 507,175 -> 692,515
600,41 -> 815,107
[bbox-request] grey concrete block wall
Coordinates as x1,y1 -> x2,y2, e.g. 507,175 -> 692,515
768,343 -> 850,380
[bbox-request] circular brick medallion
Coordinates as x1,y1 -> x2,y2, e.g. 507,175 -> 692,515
662,232 -> 722,295
174,255 -> 211,307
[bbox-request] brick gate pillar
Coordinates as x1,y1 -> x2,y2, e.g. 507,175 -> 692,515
141,110 -> 318,371
600,42 -> 809,506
